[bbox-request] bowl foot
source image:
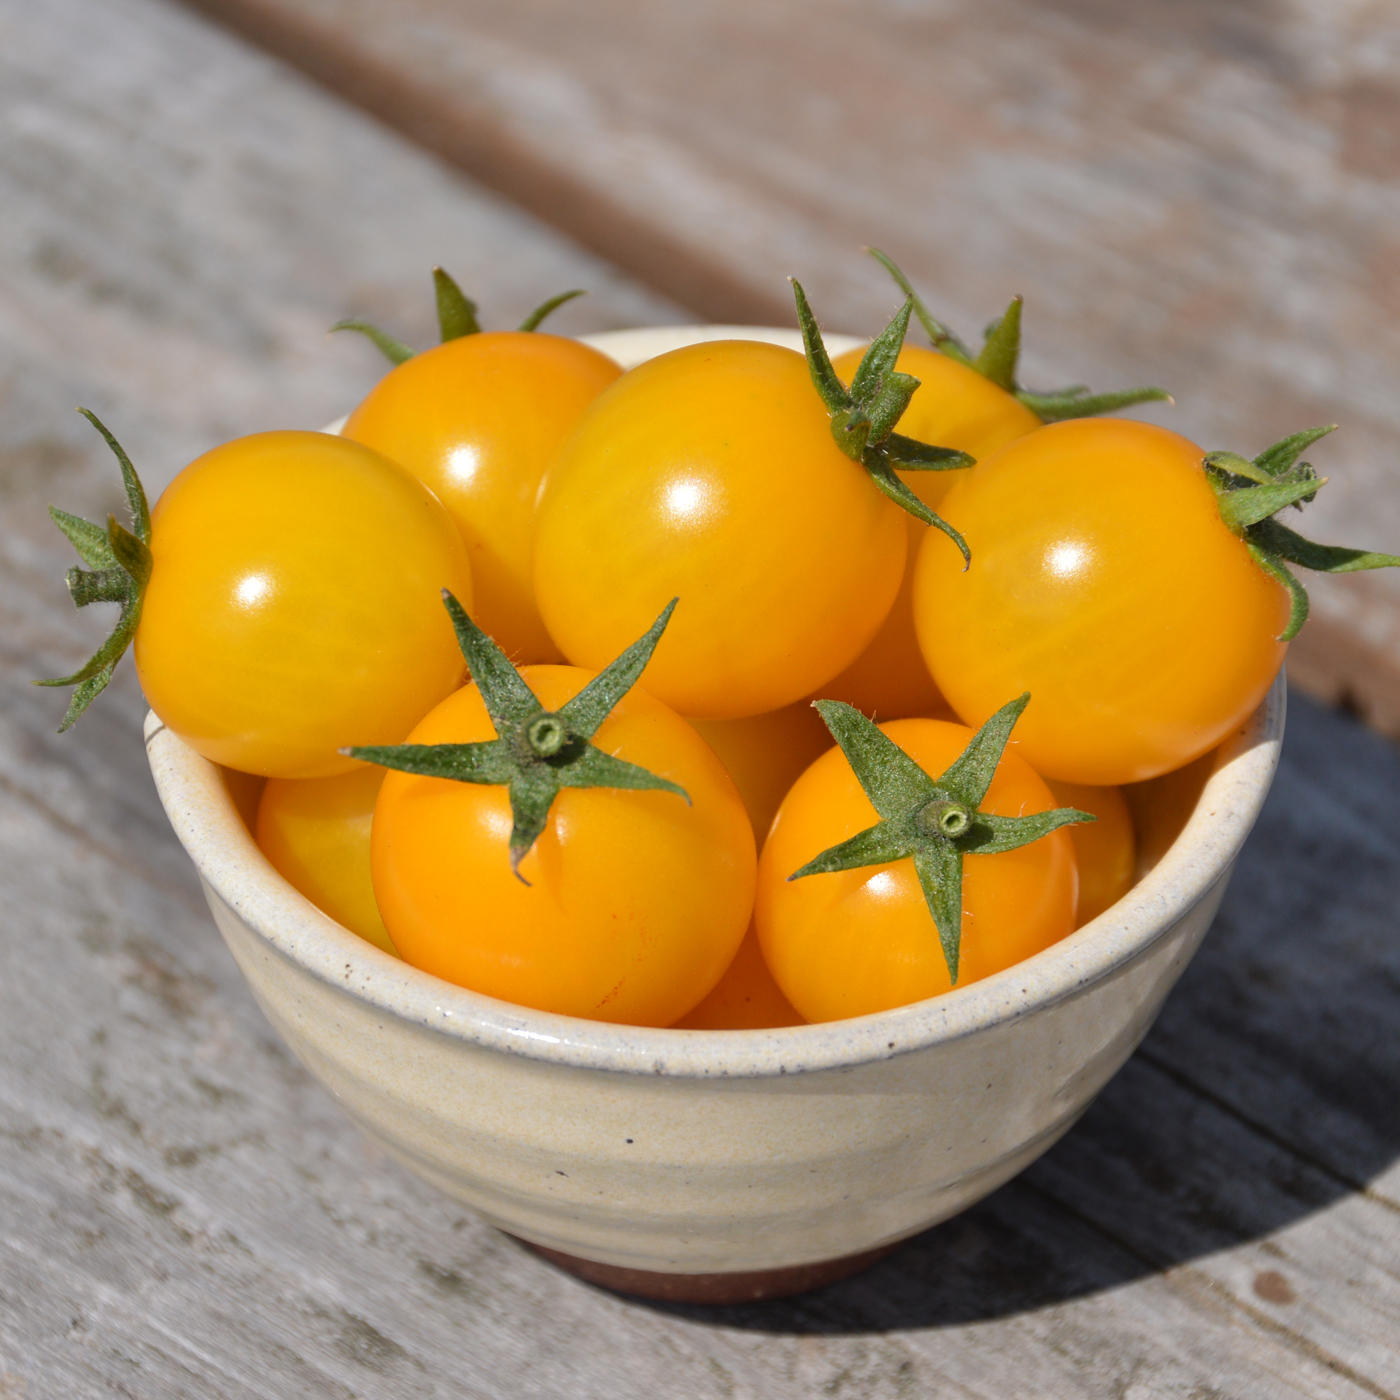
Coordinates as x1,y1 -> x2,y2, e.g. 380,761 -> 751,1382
515,1237 -> 900,1304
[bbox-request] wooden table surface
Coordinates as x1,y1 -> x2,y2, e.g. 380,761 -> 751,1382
2,1 -> 1399,1396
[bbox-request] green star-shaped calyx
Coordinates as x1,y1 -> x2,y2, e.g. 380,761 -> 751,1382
1203,426 -> 1400,640
33,410 -> 154,731
331,267 -> 586,365
792,280 -> 976,563
866,248 -> 1172,422
347,594 -> 689,881
789,695 -> 1092,983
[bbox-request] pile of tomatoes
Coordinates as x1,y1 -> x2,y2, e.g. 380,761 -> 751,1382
45,261 -> 1387,1031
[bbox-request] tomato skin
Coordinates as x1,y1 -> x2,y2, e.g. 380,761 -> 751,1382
672,924 -> 804,1029
1043,779 -> 1135,926
256,767 -> 397,956
913,419 -> 1290,785
532,341 -> 908,719
691,700 -> 833,843
820,345 -> 1041,719
343,332 -> 620,661
137,431 -> 471,779
756,718 -> 1077,1023
1124,748 -> 1214,878
812,514 -> 957,720
371,667 -> 756,1026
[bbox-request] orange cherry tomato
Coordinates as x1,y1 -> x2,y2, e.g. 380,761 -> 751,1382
913,419 -> 1290,785
137,431 -> 471,778
690,701 -> 833,843
821,345 -> 1042,718
256,767 -> 397,956
756,717 -> 1077,1023
532,341 -> 908,719
1043,779 -> 1135,925
370,667 -> 756,1026
672,924 -> 804,1029
343,331 -> 620,660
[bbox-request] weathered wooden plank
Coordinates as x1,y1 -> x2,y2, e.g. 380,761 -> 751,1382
1141,693 -> 1400,1206
172,0 -> 1400,734
2,0 -> 1399,1394
1029,1057 -> 1400,1391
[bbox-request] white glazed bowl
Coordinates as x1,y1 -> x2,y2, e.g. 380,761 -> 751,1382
145,325 -> 1287,1299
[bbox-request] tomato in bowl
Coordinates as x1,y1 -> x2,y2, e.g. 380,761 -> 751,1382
143,325 -> 1286,1304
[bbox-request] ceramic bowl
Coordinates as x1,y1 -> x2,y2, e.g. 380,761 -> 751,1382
145,325 -> 1287,1303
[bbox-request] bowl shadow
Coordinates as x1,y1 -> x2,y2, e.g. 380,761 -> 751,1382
622,691 -> 1400,1334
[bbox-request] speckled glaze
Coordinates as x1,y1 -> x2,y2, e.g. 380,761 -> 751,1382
145,325 -> 1286,1278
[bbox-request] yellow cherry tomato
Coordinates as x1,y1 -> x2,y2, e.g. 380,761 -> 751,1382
913,419 -> 1290,785
137,431 -> 471,778
343,331 -> 620,660
532,341 -> 908,719
371,667 -> 756,1026
256,767 -> 397,956
672,924 -> 804,1029
757,718 -> 1077,1023
1043,779 -> 1135,925
690,701 -> 833,843
820,345 -> 1043,719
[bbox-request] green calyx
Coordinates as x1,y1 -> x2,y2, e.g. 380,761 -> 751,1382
330,267 -> 586,365
789,694 -> 1092,984
34,410 -> 153,731
866,248 -> 1172,422
347,594 -> 689,882
1204,426 -> 1400,641
792,280 -> 975,563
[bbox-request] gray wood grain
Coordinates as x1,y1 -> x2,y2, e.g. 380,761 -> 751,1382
2,0 -> 1399,1396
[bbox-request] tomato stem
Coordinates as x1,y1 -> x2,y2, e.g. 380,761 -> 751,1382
518,289 -> 586,332
917,799 -> 971,839
792,279 -> 974,563
864,246 -> 975,365
33,410 -> 153,732
972,296 -> 1024,392
331,271 -> 589,365
433,267 -> 482,342
524,713 -> 570,760
347,594 -> 689,882
328,318 -> 414,365
1203,426 -> 1400,641
866,248 -> 1172,421
788,694 -> 1092,983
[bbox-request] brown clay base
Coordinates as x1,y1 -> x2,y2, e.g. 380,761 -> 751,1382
517,1238 -> 900,1304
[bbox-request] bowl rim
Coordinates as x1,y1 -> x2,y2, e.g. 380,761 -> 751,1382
146,323 -> 1287,1081
146,679 -> 1283,1079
